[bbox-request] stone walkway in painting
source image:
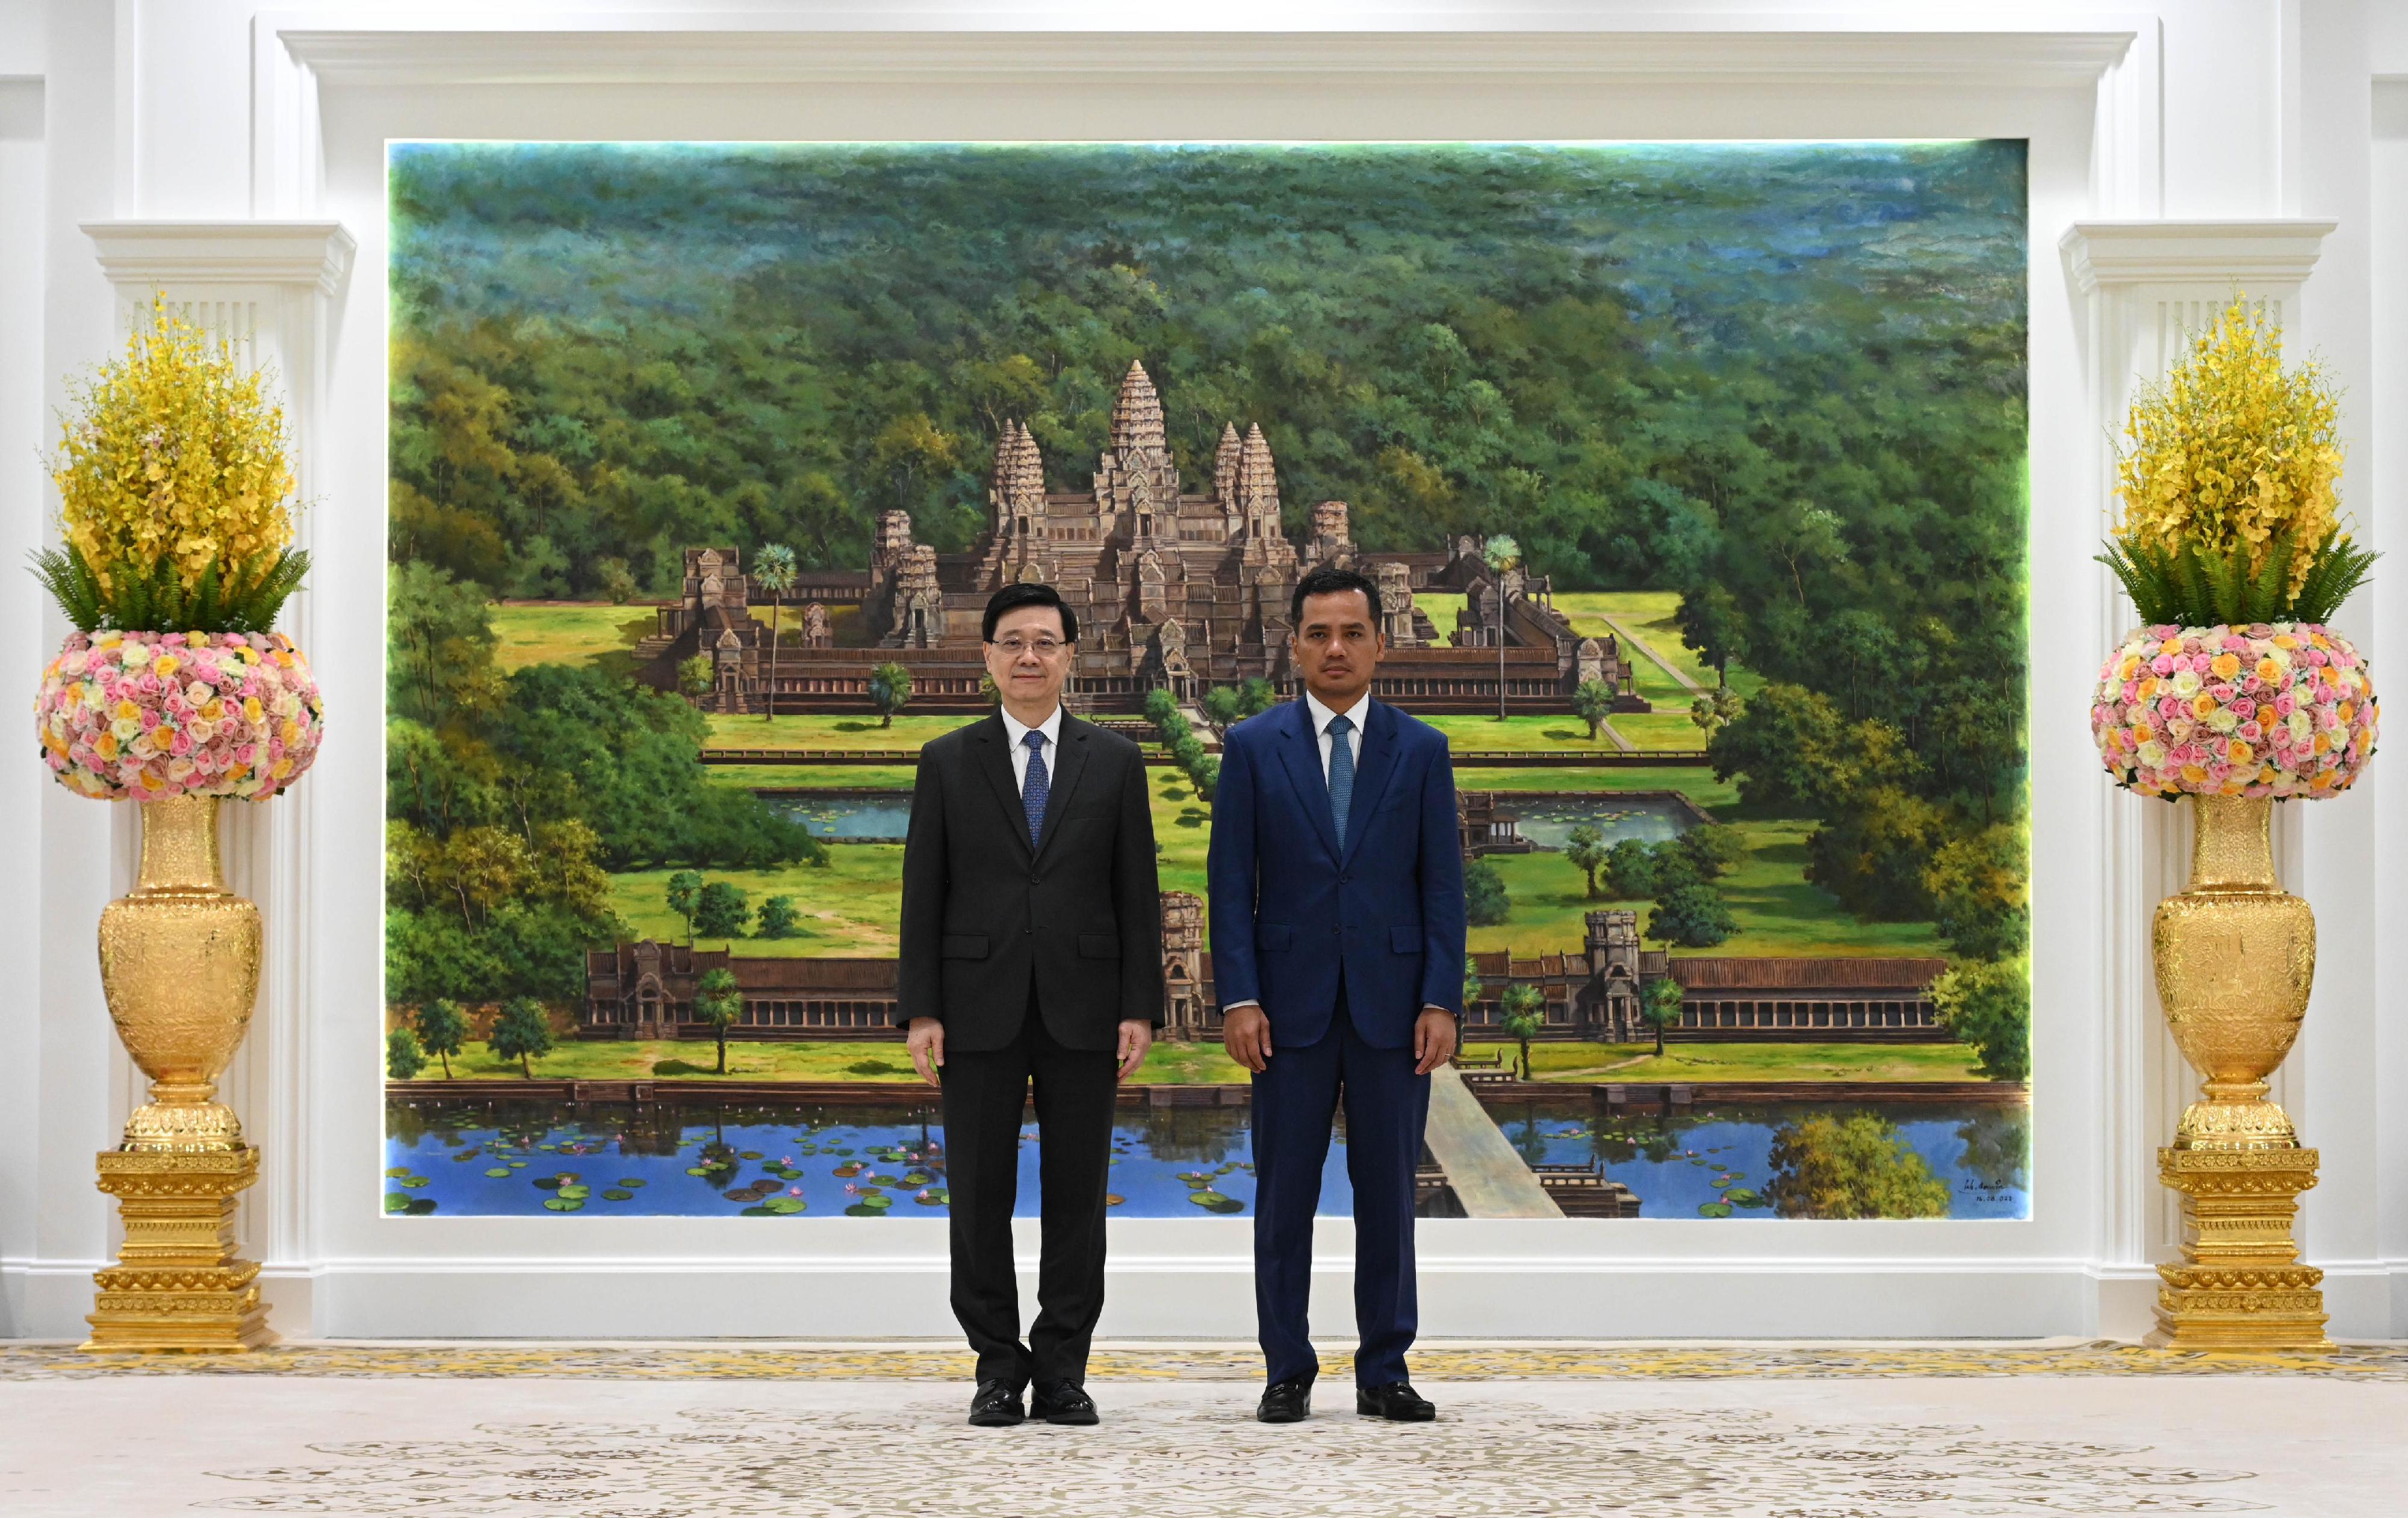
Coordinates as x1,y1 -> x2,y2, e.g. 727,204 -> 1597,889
1,1368 -> 2393,1516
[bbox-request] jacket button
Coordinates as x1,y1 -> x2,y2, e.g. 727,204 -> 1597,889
1340,875 -> 1351,884
1030,874 -> 1040,885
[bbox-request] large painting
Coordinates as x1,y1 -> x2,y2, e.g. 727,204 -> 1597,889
382,141 -> 2030,1222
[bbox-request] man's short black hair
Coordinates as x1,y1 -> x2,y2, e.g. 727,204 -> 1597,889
1290,565 -> 1382,628
982,581 -> 1078,643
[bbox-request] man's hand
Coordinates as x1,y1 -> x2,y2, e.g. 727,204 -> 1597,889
1116,1020 -> 1153,1082
907,1015 -> 946,1086
1221,1002 -> 1272,1073
1412,1006 -> 1459,1076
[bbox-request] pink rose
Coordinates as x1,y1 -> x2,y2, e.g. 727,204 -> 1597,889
2231,697 -> 2256,718
2223,636 -> 2251,653
2152,655 -> 2176,677
2274,693 -> 2297,717
2307,649 -> 2330,666
2159,696 -> 2183,717
2208,683 -> 2233,702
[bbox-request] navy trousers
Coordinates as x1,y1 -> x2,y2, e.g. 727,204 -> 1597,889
1249,994 -> 1432,1388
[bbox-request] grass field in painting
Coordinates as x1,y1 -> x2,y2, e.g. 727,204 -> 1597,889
1495,1040 -> 1984,1083
703,713 -> 979,751
489,602 -> 656,675
394,1036 -> 1250,1084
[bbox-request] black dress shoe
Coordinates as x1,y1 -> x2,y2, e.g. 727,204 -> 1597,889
967,1379 -> 1026,1427
1256,1375 -> 1314,1423
1356,1381 -> 1436,1421
1029,1380 -> 1099,1425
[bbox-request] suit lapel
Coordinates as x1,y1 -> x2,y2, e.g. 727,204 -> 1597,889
1031,714 -> 1092,862
972,714 -> 1035,858
1273,698 -> 1344,864
1338,700 -> 1401,865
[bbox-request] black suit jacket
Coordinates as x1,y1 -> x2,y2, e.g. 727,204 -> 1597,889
895,712 -> 1165,1052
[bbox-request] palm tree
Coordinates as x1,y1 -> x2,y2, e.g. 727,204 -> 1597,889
751,544 -> 797,722
1482,534 -> 1520,721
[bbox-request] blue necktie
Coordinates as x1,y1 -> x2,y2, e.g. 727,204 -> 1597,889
1022,731 -> 1050,848
1326,713 -> 1355,850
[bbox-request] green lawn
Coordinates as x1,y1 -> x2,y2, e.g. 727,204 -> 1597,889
1469,817 -> 1947,961
394,1036 -> 1246,1083
1551,590 -> 1764,701
1413,590 -> 1468,643
1610,712 -> 1714,751
490,601 -> 656,676
713,763 -> 920,790
613,849 -> 904,956
1482,1040 -> 1984,1083
704,713 -> 977,751
1424,714 -> 1624,755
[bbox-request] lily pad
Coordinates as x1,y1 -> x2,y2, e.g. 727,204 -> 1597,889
383,1191 -> 414,1213
543,1197 -> 585,1212
684,1166 -> 712,1177
533,1176 -> 565,1191
916,1191 -> 951,1206
857,1194 -> 893,1210
852,1185 -> 883,1197
557,1185 -> 592,1201
507,1161 -> 528,1169
831,1163 -> 864,1179
1103,1194 -> 1126,1207
901,1170 -> 936,1187
1697,1201 -> 1733,1218
1728,1189 -> 1769,1209
397,1176 -> 430,1189
1711,1176 -> 1734,1189
1188,1190 -> 1244,1213
383,1167 -> 412,1179
484,1167 -> 512,1179
763,1196 -> 807,1215
618,1179 -> 646,1188
601,1189 -> 635,1201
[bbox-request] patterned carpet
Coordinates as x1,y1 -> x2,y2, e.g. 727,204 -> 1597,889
6,1338 -> 2406,1381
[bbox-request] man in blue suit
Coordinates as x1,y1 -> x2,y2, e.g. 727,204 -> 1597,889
1208,564 -> 1466,1424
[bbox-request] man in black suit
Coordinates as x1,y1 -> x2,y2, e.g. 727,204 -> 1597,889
898,582 -> 1164,1428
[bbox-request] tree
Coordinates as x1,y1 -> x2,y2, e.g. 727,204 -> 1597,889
1563,824 -> 1609,900
694,966 -> 742,1075
1499,984 -> 1545,1080
752,543 -> 797,723
1679,823 -> 1747,882
1200,685 -> 1244,734
1639,975 -> 1685,1056
1604,838 -> 1657,900
489,997 -> 554,1078
414,997 -> 470,1079
1925,822 -> 2031,962
1482,535 -> 1520,720
1932,956 -> 2031,1082
757,894 -> 801,939
1764,1112 -> 1951,1219
1463,857 -> 1510,927
868,661 -> 913,728
1674,584 -> 1748,688
1570,680 -> 1617,742
665,870 -> 704,944
677,653 -> 714,701
386,1026 -> 427,1081
1462,954 -> 1485,1017
1649,882 -> 1736,949
694,880 -> 749,943
1238,678 -> 1278,716
1689,687 -> 1743,741
596,557 -> 639,604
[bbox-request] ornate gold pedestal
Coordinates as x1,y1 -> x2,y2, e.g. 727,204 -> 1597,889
83,796 -> 275,1352
85,1147 -> 272,1351
2144,794 -> 2329,1351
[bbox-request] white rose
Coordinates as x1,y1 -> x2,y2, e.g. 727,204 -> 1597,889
2206,708 -> 2238,734
2166,719 -> 2195,743
111,717 -> 141,742
2137,741 -> 2168,769
2171,670 -> 2202,697
2289,710 -> 2313,741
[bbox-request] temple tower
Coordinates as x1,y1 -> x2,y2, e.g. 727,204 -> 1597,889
1095,361 -> 1181,548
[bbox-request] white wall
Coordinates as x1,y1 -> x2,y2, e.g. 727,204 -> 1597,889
5,0 -> 2404,1342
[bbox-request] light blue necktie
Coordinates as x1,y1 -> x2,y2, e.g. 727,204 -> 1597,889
1326,712 -> 1354,850
1022,730 -> 1050,848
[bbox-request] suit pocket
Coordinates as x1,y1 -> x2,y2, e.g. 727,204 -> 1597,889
941,934 -> 990,959
1390,925 -> 1422,953
1078,933 -> 1120,959
1259,924 -> 1295,952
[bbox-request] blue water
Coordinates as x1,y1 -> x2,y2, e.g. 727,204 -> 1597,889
1480,1098 -> 2029,1219
766,793 -> 913,841
384,1097 -> 2026,1220
1509,795 -> 1698,850
383,1101 -> 1348,1219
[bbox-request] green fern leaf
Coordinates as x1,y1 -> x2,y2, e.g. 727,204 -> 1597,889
2241,531 -> 2295,624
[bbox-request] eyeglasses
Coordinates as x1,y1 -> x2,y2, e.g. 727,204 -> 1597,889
993,636 -> 1068,657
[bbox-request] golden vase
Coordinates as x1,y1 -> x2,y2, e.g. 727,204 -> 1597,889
85,794 -> 273,1351
99,795 -> 261,1151
2146,793 -> 2329,1350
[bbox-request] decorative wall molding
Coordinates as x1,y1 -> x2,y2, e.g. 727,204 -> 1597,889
2062,219 -> 2338,290
84,221 -> 355,294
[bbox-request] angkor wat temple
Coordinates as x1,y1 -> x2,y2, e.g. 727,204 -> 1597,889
635,360 -> 1648,716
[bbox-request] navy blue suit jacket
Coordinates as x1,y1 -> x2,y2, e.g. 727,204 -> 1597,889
1206,696 -> 1468,1050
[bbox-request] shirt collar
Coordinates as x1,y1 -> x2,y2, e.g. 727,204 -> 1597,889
1001,705 -> 1063,749
1303,688 -> 1368,736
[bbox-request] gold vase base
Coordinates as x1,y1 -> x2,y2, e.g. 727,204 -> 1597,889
2151,1145 -> 2329,1354
120,1100 -> 244,1153
2173,1097 -> 2298,1152
85,1147 -> 275,1353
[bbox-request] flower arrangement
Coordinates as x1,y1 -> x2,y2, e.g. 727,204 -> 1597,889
27,297 -> 321,803
2097,296 -> 2374,629
37,630 -> 323,801
2091,623 -> 2375,799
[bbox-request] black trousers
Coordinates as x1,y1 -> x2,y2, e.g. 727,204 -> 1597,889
939,1003 -> 1118,1388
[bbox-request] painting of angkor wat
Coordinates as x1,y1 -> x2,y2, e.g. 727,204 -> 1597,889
383,141 -> 2031,1223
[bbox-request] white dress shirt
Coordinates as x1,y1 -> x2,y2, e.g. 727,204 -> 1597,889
999,705 -> 1064,795
1302,687 -> 1367,783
